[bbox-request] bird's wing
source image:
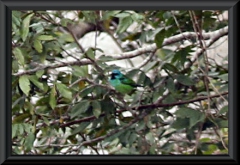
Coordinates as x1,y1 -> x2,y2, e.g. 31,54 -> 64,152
119,75 -> 139,87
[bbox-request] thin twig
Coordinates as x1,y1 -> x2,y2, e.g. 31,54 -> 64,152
213,127 -> 228,151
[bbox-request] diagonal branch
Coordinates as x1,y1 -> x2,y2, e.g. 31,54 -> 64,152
13,26 -> 228,77
35,109 -> 149,149
79,110 -> 149,147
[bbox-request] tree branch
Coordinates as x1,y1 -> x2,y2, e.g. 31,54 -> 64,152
126,91 -> 228,111
36,91 -> 228,130
35,110 -> 149,150
35,87 -> 228,150
12,60 -> 92,76
79,110 -> 148,148
12,26 -> 228,77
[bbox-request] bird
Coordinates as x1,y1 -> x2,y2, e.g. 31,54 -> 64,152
109,69 -> 142,95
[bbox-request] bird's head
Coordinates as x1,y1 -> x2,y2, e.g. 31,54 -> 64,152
111,69 -> 122,79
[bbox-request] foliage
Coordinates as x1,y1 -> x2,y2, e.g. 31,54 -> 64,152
12,10 -> 228,155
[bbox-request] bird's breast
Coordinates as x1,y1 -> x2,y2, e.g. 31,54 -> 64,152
110,78 -> 134,94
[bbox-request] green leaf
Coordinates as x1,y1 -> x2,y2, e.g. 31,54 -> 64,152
29,22 -> 44,33
92,100 -> 102,118
81,11 -> 98,23
104,129 -> 125,142
19,75 -> 30,96
13,47 -> 25,66
154,28 -> 165,48
115,12 -> 131,18
36,70 -> 45,78
72,65 -> 88,77
162,94 -> 176,104
171,118 -> 189,129
135,120 -> 146,132
166,78 -> 175,93
56,83 -> 72,99
163,11 -> 172,19
172,46 -> 192,66
219,105 -> 228,114
12,11 -> 21,26
71,122 -> 90,135
145,132 -> 154,145
215,118 -> 228,128
123,32 -> 141,41
85,48 -> 95,60
12,124 -> 18,138
49,85 -> 57,109
126,69 -> 139,78
119,130 -> 131,145
23,123 -> 32,133
18,124 -> 24,135
218,73 -> 228,81
129,132 -> 138,145
79,86 -> 94,97
143,75 -> 153,87
42,116 -> 50,126
21,13 -> 34,41
143,61 -> 158,72
33,39 -> 43,53
116,16 -> 133,34
100,98 -> 115,114
138,72 -> 146,85
131,12 -> 144,21
12,113 -> 31,124
37,35 -> 55,41
60,18 -> 73,27
162,63 -> 179,73
29,75 -> 44,90
102,10 -> 121,20
70,100 -> 90,118
176,75 -> 195,86
219,84 -> 228,92
175,107 -> 205,128
116,147 -> 132,154
186,129 -> 195,141
12,60 -> 19,73
25,132 -> 35,152
57,33 -> 74,42
203,144 -> 218,154
200,137 -> 211,143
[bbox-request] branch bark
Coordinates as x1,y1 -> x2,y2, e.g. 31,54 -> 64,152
36,91 -> 228,130
12,26 -> 228,77
35,91 -> 228,149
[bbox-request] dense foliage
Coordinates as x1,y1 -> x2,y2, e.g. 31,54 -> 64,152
12,10 -> 228,155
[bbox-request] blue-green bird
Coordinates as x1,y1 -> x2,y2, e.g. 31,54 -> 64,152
109,69 -> 142,95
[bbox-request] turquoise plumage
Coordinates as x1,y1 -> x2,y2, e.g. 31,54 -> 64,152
109,69 -> 142,94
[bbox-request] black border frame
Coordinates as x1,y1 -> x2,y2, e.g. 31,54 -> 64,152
0,0 -> 239,164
